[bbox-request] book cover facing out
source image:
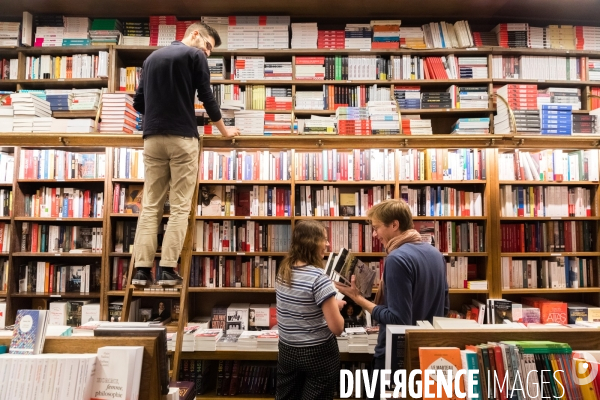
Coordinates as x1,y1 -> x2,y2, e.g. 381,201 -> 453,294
9,309 -> 40,354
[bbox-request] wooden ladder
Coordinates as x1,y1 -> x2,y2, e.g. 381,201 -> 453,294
121,136 -> 203,381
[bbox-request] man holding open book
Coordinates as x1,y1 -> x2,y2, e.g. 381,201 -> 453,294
335,199 -> 449,399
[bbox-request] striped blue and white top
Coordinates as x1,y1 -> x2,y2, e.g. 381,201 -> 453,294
276,265 -> 337,347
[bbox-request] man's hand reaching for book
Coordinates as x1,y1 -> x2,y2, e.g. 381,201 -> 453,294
334,275 -> 361,301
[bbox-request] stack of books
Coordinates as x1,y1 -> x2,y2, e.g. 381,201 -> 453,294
370,20 -> 400,49
367,101 -> 399,135
576,26 -> 600,51
399,27 -> 426,49
0,103 -> 13,132
100,93 -> 141,134
149,15 -> 176,46
45,89 -> 73,112
89,18 -> 122,45
10,93 -> 52,132
234,110 -> 265,135
318,29 -> 344,49
336,107 -> 371,135
291,22 -> 318,49
233,56 -> 265,80
540,103 -> 572,135
122,20 -> 150,46
421,91 -> 452,109
528,27 -> 549,49
401,116 -> 432,135
63,17 -> 91,46
258,16 -> 289,49
455,86 -> 489,109
494,84 -> 539,134
0,22 -> 20,46
451,118 -> 490,134
345,24 -> 371,49
394,87 -> 421,109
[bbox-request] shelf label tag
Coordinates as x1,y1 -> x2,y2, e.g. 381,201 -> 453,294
50,294 -> 61,297
54,254 -> 61,256
551,253 -> 561,256
551,217 -> 561,220
237,252 -> 246,255
343,216 -> 350,220
466,48 -> 479,51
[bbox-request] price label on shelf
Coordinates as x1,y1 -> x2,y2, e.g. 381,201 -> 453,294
466,48 -> 479,51
57,178 -> 65,182
240,80 -> 247,83
538,79 -> 546,82
551,217 -> 562,220
236,180 -> 242,183
237,252 -> 246,256
359,48 -> 371,52
56,217 -> 62,221
50,294 -> 61,298
347,80 -> 352,83
58,78 -> 65,81
443,253 -> 449,256
551,253 -> 561,256
54,254 -> 61,256
445,109 -> 451,112
343,216 -> 350,220
245,216 -> 251,219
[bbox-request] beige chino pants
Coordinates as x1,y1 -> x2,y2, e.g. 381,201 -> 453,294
133,134 -> 199,268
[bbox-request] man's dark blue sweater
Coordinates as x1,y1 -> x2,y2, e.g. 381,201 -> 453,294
371,242 -> 449,358
133,41 -> 221,138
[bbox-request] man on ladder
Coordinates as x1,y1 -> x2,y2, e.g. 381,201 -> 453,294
131,22 -> 239,287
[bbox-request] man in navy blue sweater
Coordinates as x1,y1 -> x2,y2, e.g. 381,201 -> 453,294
335,199 -> 449,399
131,23 -> 239,286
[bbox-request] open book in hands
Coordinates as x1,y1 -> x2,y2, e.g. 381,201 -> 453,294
325,248 -> 376,298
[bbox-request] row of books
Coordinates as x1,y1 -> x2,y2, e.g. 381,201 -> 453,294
20,224 -> 103,253
498,148 -> 600,182
201,150 -> 291,181
500,185 -> 592,217
22,188 -> 104,218
18,149 -> 106,180
23,52 -> 109,80
18,262 -> 100,294
194,221 -> 291,253
501,256 -> 595,289
400,186 -> 484,217
199,185 -> 291,217
297,184 -> 392,217
500,220 -> 595,253
189,256 -> 277,289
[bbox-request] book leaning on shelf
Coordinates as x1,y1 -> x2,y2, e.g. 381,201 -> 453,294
8,309 -> 49,355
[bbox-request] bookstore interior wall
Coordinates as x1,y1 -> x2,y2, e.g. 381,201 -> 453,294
2,0 -> 600,396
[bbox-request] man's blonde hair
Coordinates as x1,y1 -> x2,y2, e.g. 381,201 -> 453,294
366,199 -> 413,231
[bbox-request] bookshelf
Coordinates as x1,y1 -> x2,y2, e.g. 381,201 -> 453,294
0,0 -> 600,394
